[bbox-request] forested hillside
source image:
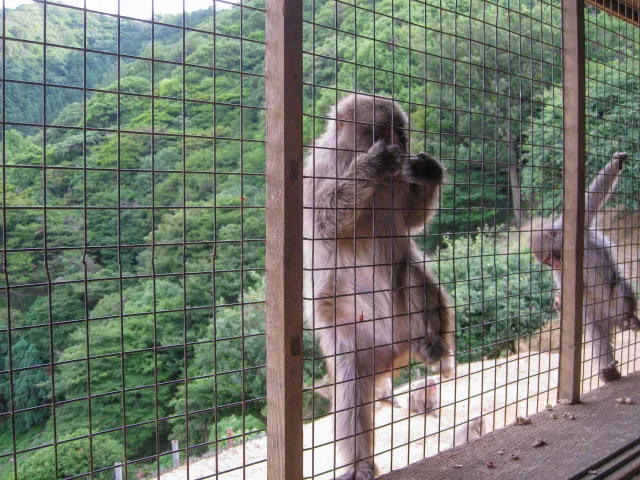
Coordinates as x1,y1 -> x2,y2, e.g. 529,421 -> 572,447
0,0 -> 638,478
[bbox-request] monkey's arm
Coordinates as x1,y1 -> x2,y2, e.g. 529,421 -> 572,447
402,152 -> 445,229
409,263 -> 455,377
586,152 -> 627,227
312,140 -> 398,239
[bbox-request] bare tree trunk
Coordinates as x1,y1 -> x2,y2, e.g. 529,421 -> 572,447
507,135 -> 522,228
508,164 -> 521,227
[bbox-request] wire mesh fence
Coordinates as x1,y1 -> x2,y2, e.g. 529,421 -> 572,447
0,0 -> 267,478
581,3 -> 640,392
301,0 -> 565,477
0,0 -> 638,479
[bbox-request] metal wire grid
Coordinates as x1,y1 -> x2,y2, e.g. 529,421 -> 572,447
582,5 -> 640,391
301,0 -> 563,477
0,0 -> 267,479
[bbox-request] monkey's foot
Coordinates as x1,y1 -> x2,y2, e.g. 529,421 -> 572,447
600,362 -> 622,383
334,464 -> 375,480
403,152 -> 445,185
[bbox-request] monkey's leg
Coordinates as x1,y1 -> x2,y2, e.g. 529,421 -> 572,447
374,343 -> 407,409
610,281 -> 640,331
583,308 -> 619,382
402,260 -> 454,377
373,370 -> 396,408
333,348 -> 377,480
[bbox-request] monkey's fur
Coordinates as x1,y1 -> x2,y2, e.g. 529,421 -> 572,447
303,93 -> 453,479
530,152 -> 640,383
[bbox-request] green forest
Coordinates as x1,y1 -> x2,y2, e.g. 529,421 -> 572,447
0,0 -> 638,478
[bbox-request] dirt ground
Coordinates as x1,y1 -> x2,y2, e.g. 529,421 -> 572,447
153,350 -> 560,479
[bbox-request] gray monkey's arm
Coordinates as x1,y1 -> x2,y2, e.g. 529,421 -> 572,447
402,152 -> 445,229
585,151 -> 627,227
311,140 -> 399,239
411,264 -> 455,377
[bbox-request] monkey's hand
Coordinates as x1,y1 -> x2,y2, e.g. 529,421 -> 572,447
600,360 -> 622,383
612,151 -> 628,170
624,314 -> 640,331
403,152 -> 445,185
553,291 -> 562,311
354,139 -> 400,179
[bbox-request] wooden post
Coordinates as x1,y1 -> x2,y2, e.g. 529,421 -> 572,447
265,0 -> 304,475
114,462 -> 123,480
171,440 -> 180,469
559,0 -> 586,404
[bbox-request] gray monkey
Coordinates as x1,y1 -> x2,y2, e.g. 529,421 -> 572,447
303,93 -> 454,479
531,152 -> 640,383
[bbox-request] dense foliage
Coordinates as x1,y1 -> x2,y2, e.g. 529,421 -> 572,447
434,232 -> 554,362
0,0 -> 638,478
3,430 -> 122,480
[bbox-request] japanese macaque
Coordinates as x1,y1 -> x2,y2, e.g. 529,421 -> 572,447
530,152 -> 640,383
303,93 -> 453,480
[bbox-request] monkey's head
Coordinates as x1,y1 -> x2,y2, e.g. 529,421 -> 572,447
408,377 -> 439,414
530,218 -> 563,270
333,93 -> 409,154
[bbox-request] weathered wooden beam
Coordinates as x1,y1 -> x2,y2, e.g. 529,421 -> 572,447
559,0 -> 586,405
265,0 -> 304,475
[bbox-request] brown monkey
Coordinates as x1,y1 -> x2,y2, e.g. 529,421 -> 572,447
530,152 -> 640,383
303,93 -> 453,479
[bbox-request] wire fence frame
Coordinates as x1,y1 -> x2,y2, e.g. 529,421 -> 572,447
1,0 -> 268,479
298,0 -> 564,473
580,0 -> 640,393
293,0 -> 639,477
